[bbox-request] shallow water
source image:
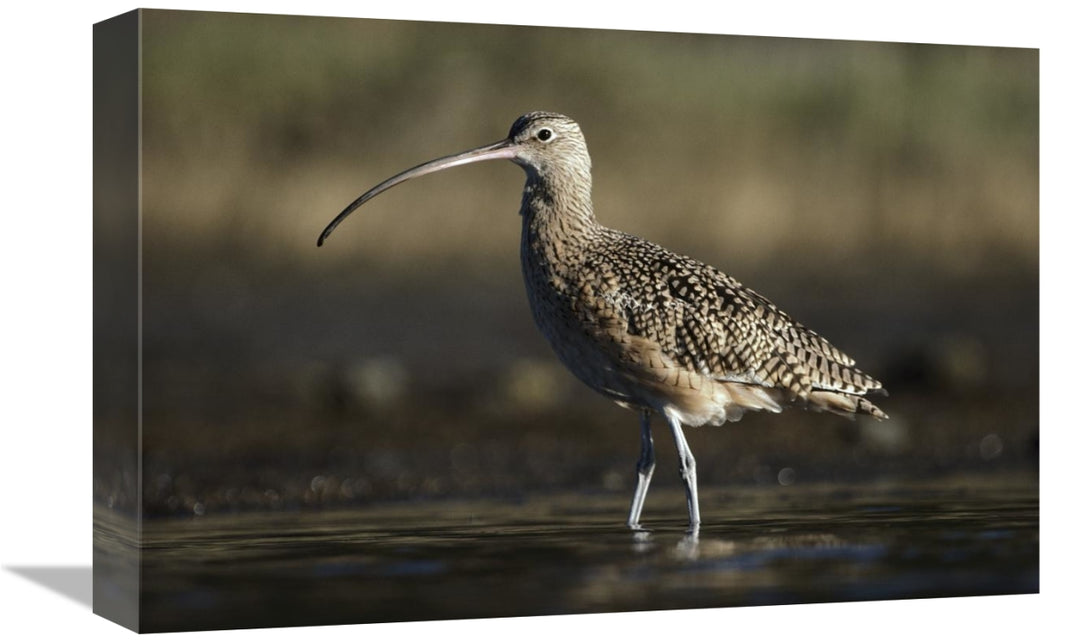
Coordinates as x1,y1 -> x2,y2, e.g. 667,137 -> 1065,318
100,476 -> 1037,632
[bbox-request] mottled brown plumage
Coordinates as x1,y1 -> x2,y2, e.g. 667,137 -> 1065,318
319,111 -> 886,533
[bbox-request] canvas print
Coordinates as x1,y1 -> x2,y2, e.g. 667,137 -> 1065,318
93,8 -> 1038,633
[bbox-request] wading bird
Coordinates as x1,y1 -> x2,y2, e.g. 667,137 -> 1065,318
318,112 -> 886,534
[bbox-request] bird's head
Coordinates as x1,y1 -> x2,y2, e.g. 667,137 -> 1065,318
505,111 -> 591,180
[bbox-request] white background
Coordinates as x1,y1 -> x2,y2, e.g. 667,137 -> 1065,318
1,1 -> 1073,640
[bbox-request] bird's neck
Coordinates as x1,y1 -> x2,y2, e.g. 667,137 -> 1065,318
520,170 -> 599,263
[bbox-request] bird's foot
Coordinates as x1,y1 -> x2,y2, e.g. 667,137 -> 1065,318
627,521 -> 652,541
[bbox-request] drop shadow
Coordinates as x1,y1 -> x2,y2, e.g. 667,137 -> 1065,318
5,566 -> 93,609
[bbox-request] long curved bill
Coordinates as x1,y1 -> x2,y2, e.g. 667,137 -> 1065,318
317,138 -> 520,246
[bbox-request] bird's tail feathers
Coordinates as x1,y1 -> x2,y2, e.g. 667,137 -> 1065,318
805,390 -> 888,420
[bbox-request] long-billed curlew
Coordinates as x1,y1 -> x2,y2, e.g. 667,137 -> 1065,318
318,111 -> 886,534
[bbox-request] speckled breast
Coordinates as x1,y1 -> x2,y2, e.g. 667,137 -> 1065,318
519,235 -> 643,409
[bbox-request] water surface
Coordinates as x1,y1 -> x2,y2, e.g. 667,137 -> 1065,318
100,476 -> 1037,632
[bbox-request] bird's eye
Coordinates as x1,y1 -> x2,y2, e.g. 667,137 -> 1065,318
536,128 -> 554,142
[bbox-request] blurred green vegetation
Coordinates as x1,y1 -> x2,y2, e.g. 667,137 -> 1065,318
141,10 -> 1036,278
95,10 -> 1040,516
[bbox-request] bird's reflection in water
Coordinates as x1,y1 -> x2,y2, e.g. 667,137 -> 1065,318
628,520 -> 879,565
628,524 -> 703,559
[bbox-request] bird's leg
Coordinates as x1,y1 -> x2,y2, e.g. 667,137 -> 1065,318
664,410 -> 700,531
627,410 -> 655,530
